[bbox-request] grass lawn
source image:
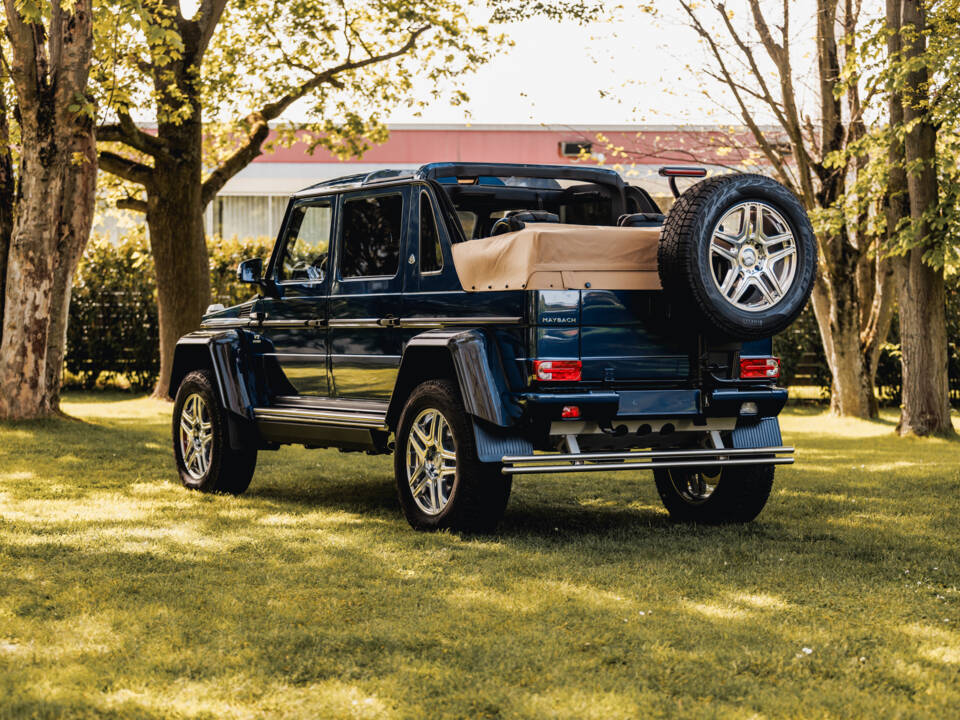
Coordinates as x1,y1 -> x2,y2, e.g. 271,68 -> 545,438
1,394 -> 958,719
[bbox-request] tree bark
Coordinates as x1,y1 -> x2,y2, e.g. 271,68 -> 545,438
147,119 -> 211,399
0,84 -> 15,339
894,0 -> 954,436
0,0 -> 97,419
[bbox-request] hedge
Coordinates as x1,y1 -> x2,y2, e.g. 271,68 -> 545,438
66,233 -> 273,389
66,232 -> 960,400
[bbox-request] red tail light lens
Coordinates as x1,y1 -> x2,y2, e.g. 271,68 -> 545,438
740,357 -> 780,379
561,405 -> 581,419
534,360 -> 582,382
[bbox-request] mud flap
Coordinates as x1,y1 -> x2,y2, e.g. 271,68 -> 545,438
471,418 -> 533,464
731,416 -> 782,449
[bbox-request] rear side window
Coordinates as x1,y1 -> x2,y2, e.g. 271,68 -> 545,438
339,193 -> 403,279
419,192 -> 443,274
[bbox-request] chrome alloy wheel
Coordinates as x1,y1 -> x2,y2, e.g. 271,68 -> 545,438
709,202 -> 798,312
406,408 -> 457,516
669,468 -> 722,505
178,393 -> 213,480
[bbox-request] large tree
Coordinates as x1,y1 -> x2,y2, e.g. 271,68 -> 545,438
618,1 -> 895,418
0,0 -> 97,419
93,0 -> 503,397
885,0 -> 955,435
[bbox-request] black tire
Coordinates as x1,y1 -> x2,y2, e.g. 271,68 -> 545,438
653,464 -> 774,524
172,369 -> 256,495
658,173 -> 816,340
394,380 -> 512,532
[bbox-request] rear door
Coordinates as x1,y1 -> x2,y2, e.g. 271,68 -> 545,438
329,187 -> 408,400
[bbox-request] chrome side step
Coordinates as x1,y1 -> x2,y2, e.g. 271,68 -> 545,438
254,406 -> 387,430
501,445 -> 794,475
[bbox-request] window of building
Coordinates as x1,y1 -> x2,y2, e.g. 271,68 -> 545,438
277,200 -> 333,282
339,193 -> 403,279
419,192 -> 443,273
213,195 -> 289,239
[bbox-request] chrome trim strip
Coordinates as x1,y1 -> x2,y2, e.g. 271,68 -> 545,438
254,406 -> 387,430
328,318 -> 384,328
260,319 -> 326,328
200,319 -> 251,329
398,316 -> 523,328
502,456 -> 794,475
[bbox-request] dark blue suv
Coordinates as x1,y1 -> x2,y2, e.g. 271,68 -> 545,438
168,162 -> 817,531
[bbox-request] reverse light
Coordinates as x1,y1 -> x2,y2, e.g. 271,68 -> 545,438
561,405 -> 581,419
740,357 -> 781,380
534,360 -> 582,382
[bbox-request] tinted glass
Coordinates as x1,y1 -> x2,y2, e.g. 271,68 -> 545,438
339,193 -> 403,278
419,192 -> 443,273
278,200 -> 333,282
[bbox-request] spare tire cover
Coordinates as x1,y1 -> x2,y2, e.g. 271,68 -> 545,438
657,173 -> 817,340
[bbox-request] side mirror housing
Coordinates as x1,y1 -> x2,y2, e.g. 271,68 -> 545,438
237,258 -> 263,284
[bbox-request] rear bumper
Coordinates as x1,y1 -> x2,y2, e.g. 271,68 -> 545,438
520,387 -> 787,422
501,444 -> 794,475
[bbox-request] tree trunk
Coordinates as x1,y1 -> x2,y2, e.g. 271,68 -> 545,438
895,0 -> 954,436
810,229 -> 876,418
0,87 -> 14,338
147,119 -> 211,399
0,0 -> 97,420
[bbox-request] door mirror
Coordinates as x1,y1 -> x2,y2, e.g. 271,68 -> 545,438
237,258 -> 263,284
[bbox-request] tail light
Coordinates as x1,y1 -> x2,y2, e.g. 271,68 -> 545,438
740,357 -> 780,379
533,360 -> 582,382
561,405 -> 581,419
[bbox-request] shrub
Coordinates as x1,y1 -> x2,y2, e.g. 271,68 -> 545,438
208,235 -> 275,308
66,231 -> 159,390
67,233 -> 274,389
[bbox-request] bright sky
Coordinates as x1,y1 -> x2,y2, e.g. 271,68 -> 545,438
181,1 -> 822,127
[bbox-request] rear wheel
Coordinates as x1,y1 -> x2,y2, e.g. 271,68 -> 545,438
172,370 -> 256,495
653,463 -> 774,524
394,380 -> 511,532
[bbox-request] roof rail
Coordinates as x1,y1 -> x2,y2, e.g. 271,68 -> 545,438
363,169 -> 414,185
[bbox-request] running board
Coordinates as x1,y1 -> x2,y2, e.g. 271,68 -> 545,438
254,406 -> 388,430
501,445 -> 794,475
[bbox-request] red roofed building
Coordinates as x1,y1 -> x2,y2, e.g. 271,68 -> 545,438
205,123 -> 769,239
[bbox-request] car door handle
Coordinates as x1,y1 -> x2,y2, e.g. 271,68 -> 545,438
377,315 -> 400,327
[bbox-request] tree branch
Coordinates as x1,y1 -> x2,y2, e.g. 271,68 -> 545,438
97,111 -> 167,157
98,150 -> 154,187
677,1 -> 799,196
193,0 -> 228,57
117,197 -> 148,213
201,25 -> 430,205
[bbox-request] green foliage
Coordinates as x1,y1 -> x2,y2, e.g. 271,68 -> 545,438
208,234 -> 274,307
66,231 -> 159,390
66,232 -> 276,388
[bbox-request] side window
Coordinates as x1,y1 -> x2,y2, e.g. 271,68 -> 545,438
339,193 -> 403,279
277,199 -> 333,282
419,192 -> 443,274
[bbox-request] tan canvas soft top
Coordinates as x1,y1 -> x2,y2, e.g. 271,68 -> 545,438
450,223 -> 662,292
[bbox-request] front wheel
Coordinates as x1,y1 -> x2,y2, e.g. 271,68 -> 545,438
653,463 -> 774,524
394,380 -> 511,532
172,370 -> 257,495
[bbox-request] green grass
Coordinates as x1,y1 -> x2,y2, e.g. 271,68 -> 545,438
1,395 -> 958,719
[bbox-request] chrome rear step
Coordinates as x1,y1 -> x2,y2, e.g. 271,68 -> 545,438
501,445 -> 794,475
